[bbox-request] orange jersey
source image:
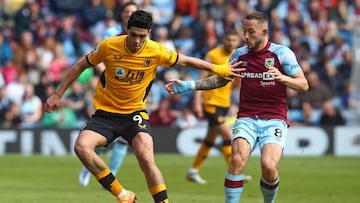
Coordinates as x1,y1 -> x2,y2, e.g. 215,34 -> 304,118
202,46 -> 234,108
86,35 -> 178,114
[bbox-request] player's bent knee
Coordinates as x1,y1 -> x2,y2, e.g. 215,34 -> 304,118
230,154 -> 247,174
261,161 -> 278,175
74,142 -> 93,160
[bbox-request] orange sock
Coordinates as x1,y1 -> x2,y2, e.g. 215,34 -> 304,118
222,141 -> 232,166
192,142 -> 211,169
149,184 -> 168,203
95,168 -> 123,197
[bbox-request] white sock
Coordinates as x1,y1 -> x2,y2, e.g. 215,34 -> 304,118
117,189 -> 127,199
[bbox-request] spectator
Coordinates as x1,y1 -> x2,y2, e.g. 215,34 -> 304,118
320,61 -> 344,99
151,0 -> 175,28
300,71 -> 332,125
191,9 -> 211,57
84,75 -> 98,118
20,83 -> 43,128
42,102 -> 77,128
48,0 -> 85,16
103,1 -> 138,39
348,0 -> 360,22
171,0 -> 198,34
338,50 -> 352,82
34,71 -> 54,102
36,36 -> 56,71
207,0 -> 227,37
17,30 -> 41,84
1,60 -> 18,86
13,0 -> 44,37
63,80 -> 87,128
323,33 -> 351,68
174,26 -> 195,57
276,0 -> 309,23
297,21 -> 320,64
154,26 -> 176,76
0,0 -> 11,26
149,97 -> 178,127
0,101 -> 21,128
222,6 -> 242,32
319,99 -> 346,127
0,31 -> 13,66
270,26 -> 290,47
300,71 -> 332,109
54,14 -> 83,65
13,31 -> 38,73
287,87 -> 304,125
81,0 -> 107,31
112,0 -> 132,23
341,81 -> 360,110
328,0 -> 352,45
5,71 -> 27,105
139,0 -> 160,28
0,86 -> 10,115
254,0 -> 276,17
48,43 -> 70,83
155,26 -> 176,51
321,20 -> 339,46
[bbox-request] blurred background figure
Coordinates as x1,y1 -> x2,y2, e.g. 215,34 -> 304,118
20,83 -> 43,128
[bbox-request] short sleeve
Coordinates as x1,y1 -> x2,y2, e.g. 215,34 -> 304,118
158,45 -> 178,67
86,40 -> 107,66
277,46 -> 302,77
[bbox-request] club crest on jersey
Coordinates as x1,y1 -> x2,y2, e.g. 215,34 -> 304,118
113,55 -> 122,60
265,58 -> 274,68
144,58 -> 152,67
115,67 -> 125,78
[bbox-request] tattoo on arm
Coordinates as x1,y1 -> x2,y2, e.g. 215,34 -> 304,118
195,75 -> 229,90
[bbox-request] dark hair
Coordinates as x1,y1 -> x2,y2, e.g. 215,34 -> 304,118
127,10 -> 152,30
245,11 -> 268,24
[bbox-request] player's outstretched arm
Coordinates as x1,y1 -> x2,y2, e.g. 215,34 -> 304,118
165,75 -> 230,95
176,53 -> 244,78
45,56 -> 90,112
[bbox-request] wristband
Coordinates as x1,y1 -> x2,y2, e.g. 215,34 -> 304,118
212,64 -> 232,77
173,81 -> 195,94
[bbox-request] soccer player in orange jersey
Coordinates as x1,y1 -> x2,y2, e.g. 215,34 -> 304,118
186,29 -> 251,184
45,10 -> 242,203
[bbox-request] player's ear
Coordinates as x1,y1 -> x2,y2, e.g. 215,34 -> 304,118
262,28 -> 268,35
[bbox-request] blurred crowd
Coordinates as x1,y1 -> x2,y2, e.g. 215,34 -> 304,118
0,0 -> 359,129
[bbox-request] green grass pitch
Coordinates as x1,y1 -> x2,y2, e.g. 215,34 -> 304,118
0,154 -> 359,203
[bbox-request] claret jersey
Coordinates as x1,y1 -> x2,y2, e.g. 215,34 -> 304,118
230,41 -> 302,122
86,35 -> 178,114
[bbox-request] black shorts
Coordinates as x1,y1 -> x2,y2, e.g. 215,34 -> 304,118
204,106 -> 229,126
82,110 -> 152,146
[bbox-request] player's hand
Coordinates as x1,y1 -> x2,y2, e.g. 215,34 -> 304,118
193,102 -> 203,119
212,60 -> 245,78
165,79 -> 193,95
45,94 -> 62,112
230,59 -> 246,78
267,66 -> 284,81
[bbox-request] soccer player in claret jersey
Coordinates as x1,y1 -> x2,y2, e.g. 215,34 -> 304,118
165,11 -> 309,203
186,29 -> 251,184
45,10 -> 242,203
78,1 -> 139,188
